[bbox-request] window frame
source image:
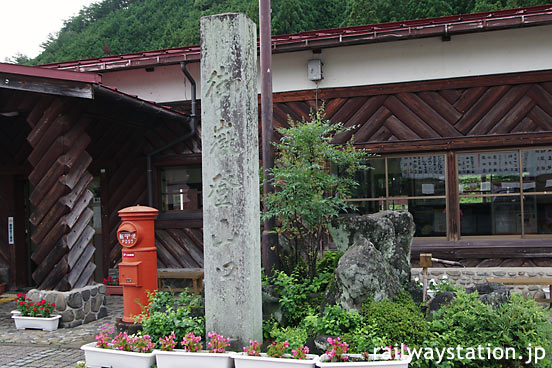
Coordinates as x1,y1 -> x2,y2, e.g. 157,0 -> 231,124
346,152 -> 449,240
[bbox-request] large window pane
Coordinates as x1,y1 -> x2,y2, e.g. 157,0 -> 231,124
460,196 -> 521,235
458,152 -> 520,195
523,195 -> 552,234
522,149 -> 552,193
351,158 -> 386,198
406,198 -> 447,237
160,166 -> 202,212
387,155 -> 445,197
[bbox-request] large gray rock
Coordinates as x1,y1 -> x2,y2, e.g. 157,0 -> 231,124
467,282 -> 511,307
329,212 -> 414,284
333,237 -> 401,310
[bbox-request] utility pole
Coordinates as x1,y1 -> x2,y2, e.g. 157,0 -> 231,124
259,0 -> 278,276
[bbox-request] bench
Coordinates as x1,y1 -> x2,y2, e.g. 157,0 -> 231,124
158,268 -> 204,295
486,277 -> 552,306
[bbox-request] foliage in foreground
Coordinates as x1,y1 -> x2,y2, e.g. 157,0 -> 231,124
263,109 -> 366,279
263,266 -> 552,367
135,290 -> 205,345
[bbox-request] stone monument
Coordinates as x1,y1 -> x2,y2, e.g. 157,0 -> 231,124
200,13 -> 262,346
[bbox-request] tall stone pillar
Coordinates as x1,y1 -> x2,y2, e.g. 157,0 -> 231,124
200,13 -> 262,346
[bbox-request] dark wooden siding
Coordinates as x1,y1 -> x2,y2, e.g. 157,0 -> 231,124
271,80 -> 552,148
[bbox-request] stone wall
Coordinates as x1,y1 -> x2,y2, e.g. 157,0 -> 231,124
27,284 -> 107,328
411,267 -> 552,299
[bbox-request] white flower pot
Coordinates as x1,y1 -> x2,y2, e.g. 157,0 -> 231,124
81,342 -> 156,368
12,314 -> 61,331
155,349 -> 235,368
317,354 -> 412,368
234,352 -> 319,368
10,310 -> 21,316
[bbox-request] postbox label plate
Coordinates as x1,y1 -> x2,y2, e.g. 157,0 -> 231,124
117,222 -> 139,248
119,261 -> 141,286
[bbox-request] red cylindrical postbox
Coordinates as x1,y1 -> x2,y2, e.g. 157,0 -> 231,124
117,205 -> 159,323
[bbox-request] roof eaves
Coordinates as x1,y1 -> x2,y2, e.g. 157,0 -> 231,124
38,4 -> 552,73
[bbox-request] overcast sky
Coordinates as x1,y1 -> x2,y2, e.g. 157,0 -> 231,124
1,0 -> 99,62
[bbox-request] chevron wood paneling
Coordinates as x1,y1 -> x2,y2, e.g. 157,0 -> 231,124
25,96 -> 96,291
271,82 -> 552,146
86,116 -> 202,269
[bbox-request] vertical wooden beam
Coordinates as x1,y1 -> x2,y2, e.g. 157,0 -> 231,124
446,151 -> 460,241
13,176 -> 28,288
100,168 -> 111,277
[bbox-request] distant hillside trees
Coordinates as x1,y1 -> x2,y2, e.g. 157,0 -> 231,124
13,0 -> 550,65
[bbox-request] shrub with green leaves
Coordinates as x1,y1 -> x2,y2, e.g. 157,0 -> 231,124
270,326 -> 308,351
136,290 -> 205,346
430,291 -> 552,367
263,108 -> 367,279
318,304 -> 364,336
361,291 -> 431,347
271,269 -> 330,325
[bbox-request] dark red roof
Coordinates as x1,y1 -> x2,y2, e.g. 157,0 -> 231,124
0,62 -> 187,119
41,4 -> 552,73
0,62 -> 101,83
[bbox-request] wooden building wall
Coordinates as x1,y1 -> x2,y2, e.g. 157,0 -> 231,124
2,69 -> 552,289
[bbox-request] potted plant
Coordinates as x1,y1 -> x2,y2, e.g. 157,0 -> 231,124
234,340 -> 319,368
316,338 -> 411,368
11,294 -> 61,331
104,275 -> 123,295
81,323 -> 156,368
155,331 -> 235,368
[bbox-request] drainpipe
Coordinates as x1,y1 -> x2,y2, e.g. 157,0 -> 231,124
147,61 -> 198,207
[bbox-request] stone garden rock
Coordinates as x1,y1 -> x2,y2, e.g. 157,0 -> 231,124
329,211 -> 414,284
467,282 -> 511,307
67,292 -> 83,309
405,280 -> 424,304
61,310 -> 75,323
91,296 -> 102,313
262,285 -> 283,324
333,237 -> 401,310
428,291 -> 456,312
378,211 -> 415,283
55,293 -> 67,311
82,289 -> 91,301
98,306 -> 108,319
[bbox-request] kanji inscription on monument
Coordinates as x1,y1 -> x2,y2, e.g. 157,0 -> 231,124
200,13 -> 262,347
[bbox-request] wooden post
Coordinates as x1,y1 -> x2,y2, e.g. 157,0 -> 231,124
420,253 -> 433,301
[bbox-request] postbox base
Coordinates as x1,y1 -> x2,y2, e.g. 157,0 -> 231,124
116,318 -> 142,335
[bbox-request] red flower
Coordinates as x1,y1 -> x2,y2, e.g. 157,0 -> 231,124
52,303 -> 55,307
19,301 -> 24,305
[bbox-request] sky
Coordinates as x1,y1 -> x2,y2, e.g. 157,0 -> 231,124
0,0 -> 99,62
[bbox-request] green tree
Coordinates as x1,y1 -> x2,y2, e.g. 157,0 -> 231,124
263,109 -> 366,279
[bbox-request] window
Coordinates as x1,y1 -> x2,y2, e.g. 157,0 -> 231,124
458,151 -> 521,235
159,166 -> 202,212
348,154 -> 447,237
346,147 -> 552,239
521,149 -> 552,234
458,149 -> 552,236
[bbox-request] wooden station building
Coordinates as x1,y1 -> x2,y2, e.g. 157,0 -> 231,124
1,5 -> 552,290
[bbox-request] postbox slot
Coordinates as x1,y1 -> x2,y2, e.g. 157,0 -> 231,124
119,262 -> 141,287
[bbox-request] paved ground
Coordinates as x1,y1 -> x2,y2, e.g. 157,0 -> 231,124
0,291 -> 123,368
